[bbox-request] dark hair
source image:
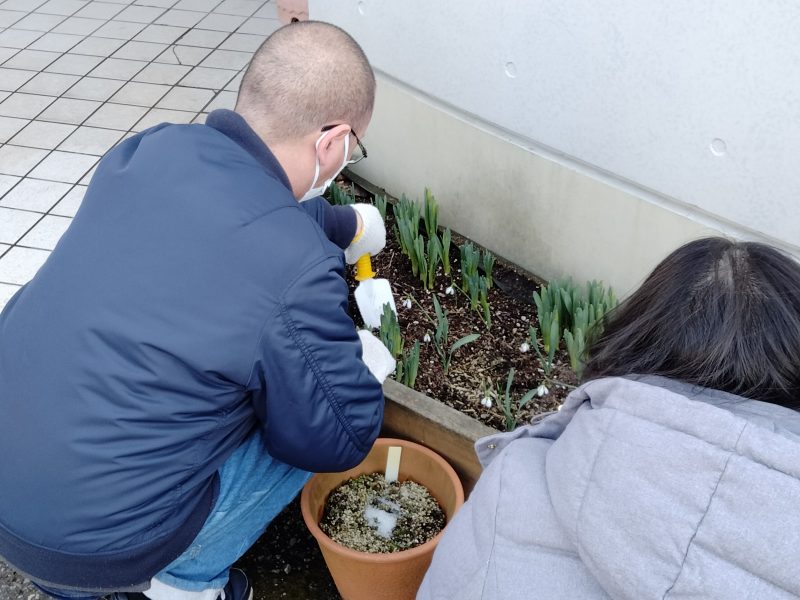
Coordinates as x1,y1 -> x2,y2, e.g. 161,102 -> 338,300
584,237 -> 800,408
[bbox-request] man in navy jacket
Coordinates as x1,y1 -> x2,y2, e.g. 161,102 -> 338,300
0,21 -> 392,600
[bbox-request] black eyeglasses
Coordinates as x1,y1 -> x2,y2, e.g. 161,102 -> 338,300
320,124 -> 368,165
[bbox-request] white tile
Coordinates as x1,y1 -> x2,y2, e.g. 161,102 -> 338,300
0,10 -> 26,28
156,85 -> 213,111
0,114 -> 27,142
115,5 -> 165,23
0,245 -> 50,285
85,102 -> 147,130
196,13 -> 246,32
253,4 -> 278,18
155,9 -> 204,28
64,76 -> 124,101
79,162 -> 97,184
154,44 -> 210,66
19,71 -> 80,95
0,46 -> 19,62
38,97 -> 101,124
37,0 -> 89,16
175,28 -> 227,48
173,0 -> 219,10
3,49 -> 61,70
9,120 -> 76,149
199,49 -> 250,70
0,145 -> 49,176
44,52 -> 103,75
179,65 -> 236,89
10,12 -> 66,31
133,23 -> 185,44
0,174 -> 21,197
109,80 -> 170,106
2,0 -> 49,10
69,35 -> 126,56
50,183 -> 85,217
112,40 -> 167,61
52,17 -> 105,36
28,151 -> 98,183
88,57 -> 146,79
237,17 -> 279,36
215,0 -> 262,17
132,106 -> 194,131
132,0 -> 176,7
74,1 -> 124,19
27,31 -> 83,52
19,214 -> 71,250
91,19 -> 145,40
0,67 -> 36,91
0,206 -> 41,243
191,112 -> 207,124
224,70 -> 242,91
58,125 -> 122,154
0,282 -> 21,310
132,61 -> 189,84
0,28 -> 43,49
204,89 -> 236,112
0,177 -> 71,212
0,93 -> 56,119
219,32 -> 263,53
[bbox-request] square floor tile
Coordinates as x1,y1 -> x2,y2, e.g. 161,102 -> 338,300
109,80 -> 170,106
0,67 -> 36,91
89,57 -> 146,79
19,214 -> 72,250
69,35 -> 126,56
175,28 -> 227,48
19,71 -> 80,95
50,183 -> 85,217
0,282 -> 21,310
225,70 -> 242,91
219,32 -> 263,52
112,40 -> 167,61
215,0 -> 262,17
0,145 -> 49,176
0,93 -> 55,119
0,46 -> 19,62
0,177 -> 71,211
136,0 -> 181,8
52,17 -> 105,36
133,23 -> 185,44
132,106 -> 195,131
0,28 -> 43,49
237,17 -> 280,36
253,4 -> 278,18
179,66 -> 237,89
79,162 -> 97,185
3,0 -> 48,11
38,97 -> 101,123
199,49 -> 250,70
3,48 -> 61,70
115,5 -> 165,23
132,61 -> 189,84
28,150 -> 98,183
91,19 -> 145,40
174,0 -> 223,11
37,0 -> 88,16
0,10 -> 26,28
9,120 -> 76,149
156,85 -> 213,111
27,31 -> 83,52
58,125 -> 122,154
204,89 -> 236,112
75,1 -> 124,20
85,102 -> 147,130
155,9 -> 204,27
44,52 -> 103,75
63,76 -> 124,100
0,206 -> 41,243
0,174 -> 21,197
191,112 -> 207,124
0,114 -> 27,142
196,13 -> 246,32
154,44 -> 210,66
0,246 -> 50,285
11,12 -> 66,32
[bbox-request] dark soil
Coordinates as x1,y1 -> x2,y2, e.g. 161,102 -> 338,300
342,183 -> 578,431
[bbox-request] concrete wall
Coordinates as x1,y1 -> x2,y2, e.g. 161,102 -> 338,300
310,0 -> 800,294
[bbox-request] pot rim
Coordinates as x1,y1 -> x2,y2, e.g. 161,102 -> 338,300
300,437 -> 465,563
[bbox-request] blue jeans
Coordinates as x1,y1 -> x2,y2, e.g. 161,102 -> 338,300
35,428 -> 312,599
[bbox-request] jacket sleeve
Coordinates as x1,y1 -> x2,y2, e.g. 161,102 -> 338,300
299,197 -> 358,250
246,254 -> 384,472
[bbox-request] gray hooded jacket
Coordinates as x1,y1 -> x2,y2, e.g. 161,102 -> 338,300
417,376 -> 800,599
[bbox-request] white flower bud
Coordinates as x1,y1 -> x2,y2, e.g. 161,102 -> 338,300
402,298 -> 412,309
423,333 -> 431,343
519,342 -> 530,353
445,286 -> 455,295
536,384 -> 549,397
480,397 -> 493,408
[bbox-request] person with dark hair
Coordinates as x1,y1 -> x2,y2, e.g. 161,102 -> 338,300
0,21 -> 392,600
418,237 -> 800,599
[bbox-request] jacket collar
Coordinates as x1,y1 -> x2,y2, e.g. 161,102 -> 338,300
205,109 -> 293,192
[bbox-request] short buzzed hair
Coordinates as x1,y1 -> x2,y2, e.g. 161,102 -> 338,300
236,21 -> 376,142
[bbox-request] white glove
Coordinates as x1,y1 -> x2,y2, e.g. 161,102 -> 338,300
345,204 -> 386,264
357,329 -> 396,384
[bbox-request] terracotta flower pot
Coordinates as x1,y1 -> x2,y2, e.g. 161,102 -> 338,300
300,438 -> 465,600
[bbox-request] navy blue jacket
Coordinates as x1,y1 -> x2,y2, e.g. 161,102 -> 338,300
0,110 -> 383,591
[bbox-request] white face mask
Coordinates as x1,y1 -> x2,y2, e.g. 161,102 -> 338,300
299,131 -> 350,202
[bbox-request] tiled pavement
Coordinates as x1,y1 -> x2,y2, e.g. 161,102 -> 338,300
0,0 -> 280,310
